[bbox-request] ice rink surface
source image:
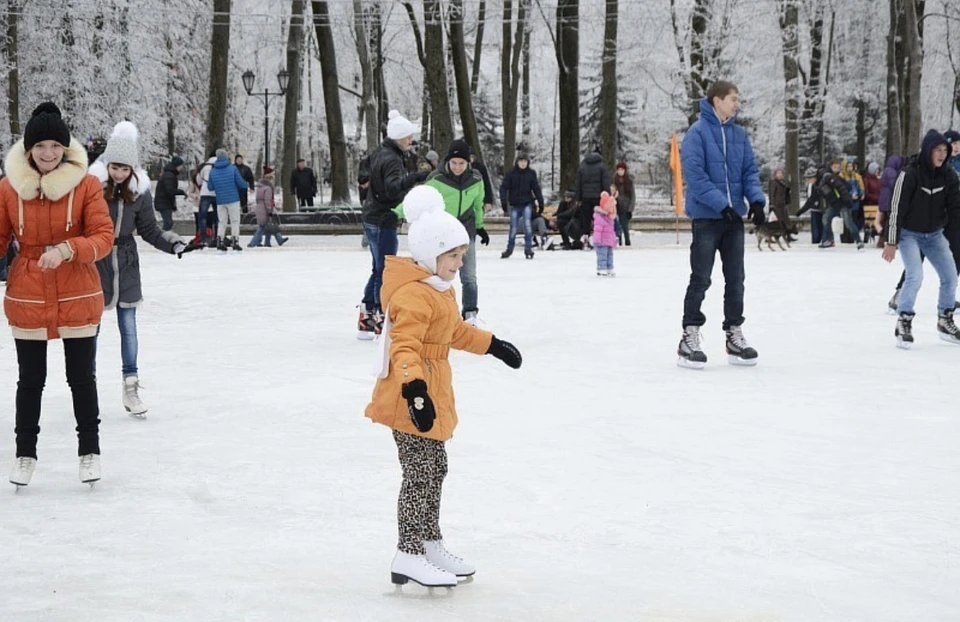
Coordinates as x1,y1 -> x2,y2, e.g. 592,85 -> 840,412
2,232 -> 958,621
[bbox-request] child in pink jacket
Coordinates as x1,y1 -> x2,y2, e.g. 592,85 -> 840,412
593,191 -> 618,276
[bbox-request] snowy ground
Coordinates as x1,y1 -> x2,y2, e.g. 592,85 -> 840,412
2,232 -> 958,621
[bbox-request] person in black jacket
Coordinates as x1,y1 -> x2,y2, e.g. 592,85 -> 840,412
234,154 -> 255,213
817,159 -> 860,249
358,110 -> 428,338
154,156 -> 187,231
573,151 -> 613,246
882,129 -> 960,347
553,189 -> 581,249
498,154 -> 544,259
469,152 -> 495,213
290,159 -> 318,208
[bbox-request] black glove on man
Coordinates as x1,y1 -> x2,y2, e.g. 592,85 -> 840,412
720,207 -> 742,224
477,228 -> 490,246
748,202 -> 766,227
486,336 -> 522,369
402,379 -> 436,433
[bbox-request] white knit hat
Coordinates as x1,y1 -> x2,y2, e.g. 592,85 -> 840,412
405,186 -> 469,274
100,121 -> 140,169
386,110 -> 419,140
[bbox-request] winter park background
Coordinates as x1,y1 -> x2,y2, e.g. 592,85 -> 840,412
2,0 -> 960,620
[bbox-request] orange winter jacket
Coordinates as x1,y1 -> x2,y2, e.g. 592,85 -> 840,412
365,256 -> 493,441
0,139 -> 113,340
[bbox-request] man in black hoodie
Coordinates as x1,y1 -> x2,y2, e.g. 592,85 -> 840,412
573,150 -> 613,246
498,154 -> 544,259
882,129 -> 960,348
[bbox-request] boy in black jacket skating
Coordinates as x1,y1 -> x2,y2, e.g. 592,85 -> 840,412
882,129 -> 960,348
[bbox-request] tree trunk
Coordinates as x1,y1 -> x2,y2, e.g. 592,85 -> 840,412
312,1 -> 350,203
371,3 -> 388,135
886,0 -> 903,158
449,0 -> 481,158
600,0 -> 618,166
7,0 -> 21,139
501,0 -> 512,166
686,0 -> 711,124
424,0 -> 452,150
555,0 -> 579,192
205,0 -> 231,156
779,0 -> 801,214
281,0 -> 304,212
800,4 -> 825,157
354,0 -> 378,155
471,0 -> 486,95
502,0 -> 527,169
521,14 -> 531,148
818,11 -> 835,161
902,0 -> 923,154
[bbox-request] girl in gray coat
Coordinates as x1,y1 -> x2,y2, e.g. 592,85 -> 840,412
89,122 -> 189,417
248,167 -> 288,247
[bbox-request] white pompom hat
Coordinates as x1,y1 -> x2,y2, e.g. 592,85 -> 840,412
405,186 -> 469,274
386,110 -> 419,140
99,121 -> 140,169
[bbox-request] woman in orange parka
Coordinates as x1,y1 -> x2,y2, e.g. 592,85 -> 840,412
0,102 -> 114,488
365,186 -> 522,589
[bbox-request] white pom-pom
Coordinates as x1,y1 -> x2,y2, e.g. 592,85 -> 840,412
110,121 -> 139,142
403,186 -> 444,224
388,110 -> 400,120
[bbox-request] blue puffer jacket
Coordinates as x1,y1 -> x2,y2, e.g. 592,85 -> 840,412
206,157 -> 249,205
681,97 -> 765,219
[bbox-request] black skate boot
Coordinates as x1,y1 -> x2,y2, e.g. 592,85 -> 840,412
937,309 -> 960,345
895,312 -> 915,349
887,289 -> 900,315
524,249 -> 534,259
677,326 -> 708,369
501,249 -> 513,259
217,237 -> 229,252
231,238 -> 243,251
725,325 -> 758,366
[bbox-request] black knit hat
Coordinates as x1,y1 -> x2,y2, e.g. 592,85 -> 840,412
445,139 -> 472,162
23,102 -> 71,150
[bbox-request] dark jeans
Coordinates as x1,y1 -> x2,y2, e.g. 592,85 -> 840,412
810,210 -> 823,245
682,218 -> 745,330
159,209 -> 174,231
15,337 -> 101,459
239,192 -> 249,214
362,223 -> 398,312
618,213 -> 631,245
197,196 -> 218,240
580,198 -> 599,235
298,195 -> 314,208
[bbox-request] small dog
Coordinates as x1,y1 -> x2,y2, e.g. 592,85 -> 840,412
751,222 -> 799,251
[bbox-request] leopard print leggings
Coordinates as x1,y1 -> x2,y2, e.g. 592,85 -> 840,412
393,430 -> 447,554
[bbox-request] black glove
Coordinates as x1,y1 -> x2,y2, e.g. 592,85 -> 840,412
177,239 -> 204,258
720,207 -> 742,224
748,202 -> 766,226
401,379 -> 436,433
477,228 -> 490,246
486,336 -> 522,369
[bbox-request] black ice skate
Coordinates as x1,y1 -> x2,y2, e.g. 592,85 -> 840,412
217,237 -> 229,252
937,309 -> 960,345
231,238 -> 243,251
725,325 -> 758,366
895,312 -> 915,349
524,249 -> 534,259
677,326 -> 708,369
500,249 -> 513,259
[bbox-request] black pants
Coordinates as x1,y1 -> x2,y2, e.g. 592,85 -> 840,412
682,218 -> 746,330
579,198 -> 599,236
298,195 -> 314,207
15,337 -> 101,459
618,213 -> 632,246
239,191 -> 249,214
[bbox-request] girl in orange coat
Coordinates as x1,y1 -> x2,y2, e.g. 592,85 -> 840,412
366,186 -> 522,589
0,103 -> 114,488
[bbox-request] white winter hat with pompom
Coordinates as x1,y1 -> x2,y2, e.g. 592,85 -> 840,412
405,186 -> 469,274
386,110 -> 419,140
100,121 -> 140,169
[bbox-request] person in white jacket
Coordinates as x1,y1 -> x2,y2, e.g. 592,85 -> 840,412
194,154 -> 218,246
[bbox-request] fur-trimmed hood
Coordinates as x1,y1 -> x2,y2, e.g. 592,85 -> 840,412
3,137 -> 89,201
88,159 -> 152,198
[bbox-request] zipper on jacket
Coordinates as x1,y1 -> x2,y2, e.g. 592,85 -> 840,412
721,124 -> 733,208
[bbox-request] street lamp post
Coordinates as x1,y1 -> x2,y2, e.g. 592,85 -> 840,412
241,69 -> 290,170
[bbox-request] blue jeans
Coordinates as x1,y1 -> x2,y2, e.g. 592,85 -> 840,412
506,204 -> 533,252
460,238 -> 478,314
159,209 -> 174,231
247,225 -> 286,247
821,206 -> 859,243
362,223 -> 398,312
198,196 -> 218,240
810,210 -> 823,244
595,245 -> 614,271
92,306 -> 138,377
682,218 -> 745,330
897,229 -> 959,315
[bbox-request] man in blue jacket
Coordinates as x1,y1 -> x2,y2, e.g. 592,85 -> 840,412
206,148 -> 249,251
677,81 -> 765,368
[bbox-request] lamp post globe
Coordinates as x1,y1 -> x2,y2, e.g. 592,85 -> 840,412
242,70 -> 255,95
277,69 -> 290,95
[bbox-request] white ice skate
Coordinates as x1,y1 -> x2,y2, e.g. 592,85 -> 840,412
390,550 -> 457,588
424,540 -> 475,578
9,456 -> 36,488
79,454 -> 101,485
123,375 -> 148,417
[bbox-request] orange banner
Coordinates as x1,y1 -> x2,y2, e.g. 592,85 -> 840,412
669,132 -> 684,216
